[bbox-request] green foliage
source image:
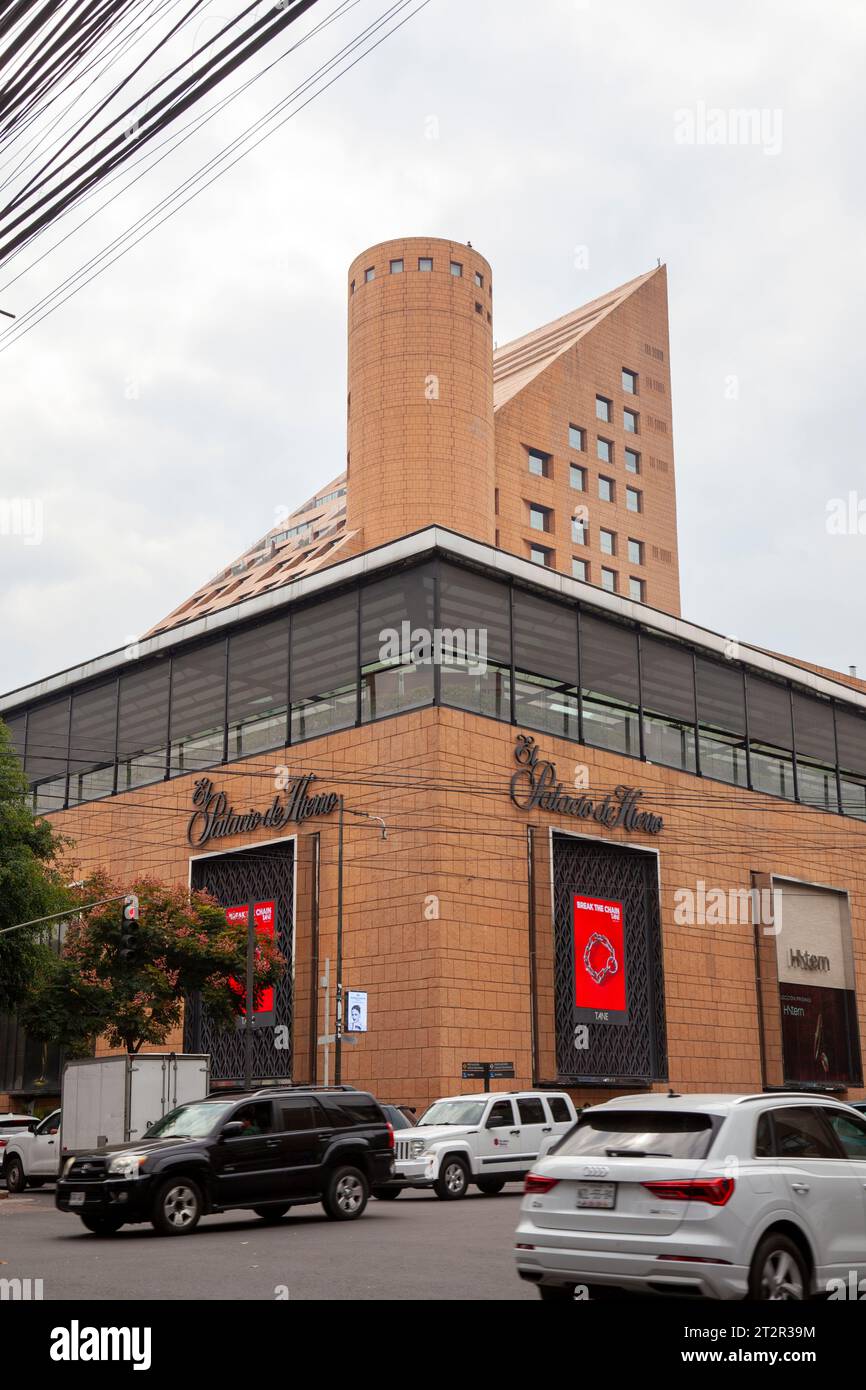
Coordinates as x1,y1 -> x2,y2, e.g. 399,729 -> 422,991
0,719 -> 72,1012
21,871 -> 285,1055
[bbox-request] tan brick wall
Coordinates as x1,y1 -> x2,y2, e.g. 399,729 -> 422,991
346,237 -> 496,552
494,268 -> 681,615
47,705 -> 866,1112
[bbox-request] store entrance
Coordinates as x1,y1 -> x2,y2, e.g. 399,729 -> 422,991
187,840 -> 295,1082
551,832 -> 667,1085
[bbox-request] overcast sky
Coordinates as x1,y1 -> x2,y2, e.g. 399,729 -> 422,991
2,0 -> 864,695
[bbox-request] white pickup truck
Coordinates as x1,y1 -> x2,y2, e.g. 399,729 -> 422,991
2,1108 -> 61,1192
388,1091 -> 577,1199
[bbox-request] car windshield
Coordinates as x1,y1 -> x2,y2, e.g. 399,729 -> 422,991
143,1101 -> 235,1139
555,1111 -> 717,1160
417,1100 -> 487,1127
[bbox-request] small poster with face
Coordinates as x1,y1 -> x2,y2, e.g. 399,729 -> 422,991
346,990 -> 368,1033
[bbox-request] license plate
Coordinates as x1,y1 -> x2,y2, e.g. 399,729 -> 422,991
575,1181 -> 616,1209
68,1191 -> 86,1207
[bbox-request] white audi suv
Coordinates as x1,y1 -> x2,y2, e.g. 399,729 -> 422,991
515,1091 -> 866,1300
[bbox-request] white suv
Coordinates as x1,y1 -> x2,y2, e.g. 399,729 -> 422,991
516,1091 -> 866,1301
393,1091 -> 577,1199
2,1109 -> 61,1192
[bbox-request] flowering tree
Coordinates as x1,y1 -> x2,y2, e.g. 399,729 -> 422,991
21,872 -> 284,1055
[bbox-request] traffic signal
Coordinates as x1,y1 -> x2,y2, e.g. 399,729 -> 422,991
118,894 -> 139,960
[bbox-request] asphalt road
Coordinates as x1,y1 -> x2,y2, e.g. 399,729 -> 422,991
0,1184 -> 536,1301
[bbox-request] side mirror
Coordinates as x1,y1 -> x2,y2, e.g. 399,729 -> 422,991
485,1112 -> 508,1130
221,1121 -> 245,1140
28,1121 -> 38,1132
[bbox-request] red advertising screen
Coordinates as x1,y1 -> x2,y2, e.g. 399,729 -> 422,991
227,901 -> 275,1015
573,895 -> 627,1023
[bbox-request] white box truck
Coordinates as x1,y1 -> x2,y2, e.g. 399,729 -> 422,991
60,1053 -> 210,1158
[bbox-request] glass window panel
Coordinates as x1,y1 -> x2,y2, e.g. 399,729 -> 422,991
360,567 -> 434,723
750,747 -> 796,799
747,674 -> 793,750
580,614 -> 639,705
292,590 -> 358,741
513,591 -> 578,684
25,698 -> 70,786
439,564 -> 510,719
792,691 -> 836,766
695,656 -> 746,735
643,714 -> 696,772
796,759 -> 839,812
581,614 -> 639,756
836,707 -> 866,776
169,641 -> 226,775
117,663 -> 170,788
68,683 -> 117,804
840,775 -> 866,820
3,713 -> 26,762
699,731 -> 748,786
641,636 -> 695,722
513,590 -> 578,738
228,616 -> 288,756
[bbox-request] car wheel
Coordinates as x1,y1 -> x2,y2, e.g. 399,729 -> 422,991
539,1284 -> 575,1301
323,1165 -> 369,1221
433,1155 -> 469,1200
4,1157 -> 26,1194
252,1204 -> 291,1223
150,1176 -> 203,1236
476,1177 -> 506,1195
749,1233 -> 808,1301
80,1213 -> 125,1236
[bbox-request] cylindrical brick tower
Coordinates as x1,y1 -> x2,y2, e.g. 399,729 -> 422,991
345,236 -> 496,550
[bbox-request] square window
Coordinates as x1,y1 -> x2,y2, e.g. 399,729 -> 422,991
475,301 -> 483,314
596,395 -> 611,422
570,463 -> 586,491
474,270 -> 484,288
597,437 -> 612,463
598,475 -> 614,503
418,257 -> 433,272
624,409 -> 639,434
529,503 -> 551,531
365,266 -> 375,282
572,517 -> 587,545
450,261 -> 463,277
626,487 -> 642,513
572,557 -> 589,581
622,368 -> 638,394
629,576 -> 645,602
627,538 -> 643,565
569,424 -> 585,451
527,449 -> 550,478
390,258 -> 404,273
625,448 -> 640,474
601,567 -> 617,592
600,528 -> 616,556
530,544 -> 552,567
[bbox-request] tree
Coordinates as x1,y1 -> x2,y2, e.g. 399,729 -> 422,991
0,718 -> 71,1013
20,872 -> 285,1055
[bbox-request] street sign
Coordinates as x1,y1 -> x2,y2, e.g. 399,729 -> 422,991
462,1061 -> 515,1083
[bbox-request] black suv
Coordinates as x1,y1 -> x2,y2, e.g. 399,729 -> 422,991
55,1087 -> 394,1237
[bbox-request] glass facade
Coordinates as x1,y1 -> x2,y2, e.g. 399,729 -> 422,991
6,554 -> 866,821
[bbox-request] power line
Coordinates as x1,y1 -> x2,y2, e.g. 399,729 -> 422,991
0,0 -> 433,349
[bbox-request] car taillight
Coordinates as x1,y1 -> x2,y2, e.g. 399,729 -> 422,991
524,1173 -> 559,1195
386,1122 -> 395,1150
641,1177 -> 734,1206
0,1138 -> 7,1149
